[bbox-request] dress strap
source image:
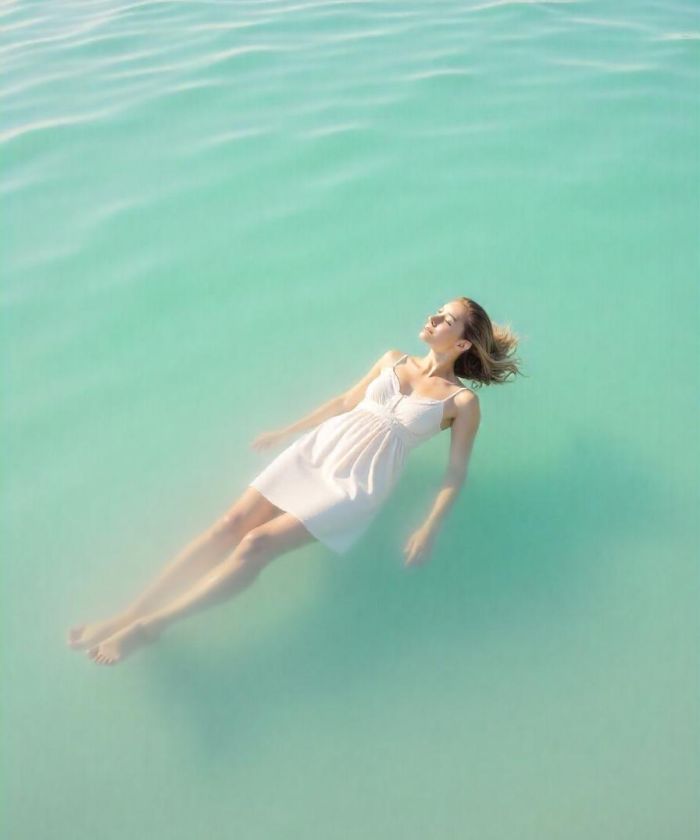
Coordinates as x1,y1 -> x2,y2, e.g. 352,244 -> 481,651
391,353 -> 409,370
440,386 -> 471,402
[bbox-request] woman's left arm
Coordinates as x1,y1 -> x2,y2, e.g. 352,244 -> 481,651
403,393 -> 481,567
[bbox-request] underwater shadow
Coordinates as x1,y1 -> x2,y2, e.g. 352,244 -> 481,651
139,427 -> 669,765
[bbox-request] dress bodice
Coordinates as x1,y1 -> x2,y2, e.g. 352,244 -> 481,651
354,354 -> 471,447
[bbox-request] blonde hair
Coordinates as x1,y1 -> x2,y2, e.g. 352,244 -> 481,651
452,296 -> 523,388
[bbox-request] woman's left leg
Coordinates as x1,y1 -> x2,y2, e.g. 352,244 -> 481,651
87,512 -> 317,665
67,487 -> 285,651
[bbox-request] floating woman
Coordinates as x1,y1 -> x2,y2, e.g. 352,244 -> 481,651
67,296 -> 521,665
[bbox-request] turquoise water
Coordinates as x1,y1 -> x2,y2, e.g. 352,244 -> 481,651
3,0 -> 699,837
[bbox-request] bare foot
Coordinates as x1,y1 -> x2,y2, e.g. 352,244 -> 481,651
87,621 -> 160,665
67,615 -> 133,651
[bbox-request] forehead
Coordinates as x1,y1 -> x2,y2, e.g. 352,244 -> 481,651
439,302 -> 462,317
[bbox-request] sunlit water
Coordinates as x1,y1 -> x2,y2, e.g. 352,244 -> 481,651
3,1 -> 699,838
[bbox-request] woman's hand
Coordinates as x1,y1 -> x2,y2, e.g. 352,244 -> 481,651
403,525 -> 436,568
250,429 -> 289,451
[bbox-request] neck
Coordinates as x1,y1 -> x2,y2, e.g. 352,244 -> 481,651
417,350 -> 459,379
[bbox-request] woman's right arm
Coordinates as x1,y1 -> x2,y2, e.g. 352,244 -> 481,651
250,349 -> 399,451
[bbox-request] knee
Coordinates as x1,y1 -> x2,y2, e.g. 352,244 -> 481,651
213,510 -> 247,541
237,528 -> 275,567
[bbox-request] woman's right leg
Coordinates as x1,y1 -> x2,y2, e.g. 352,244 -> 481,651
67,487 -> 283,650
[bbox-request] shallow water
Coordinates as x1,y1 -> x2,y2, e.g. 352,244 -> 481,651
3,1 -> 699,838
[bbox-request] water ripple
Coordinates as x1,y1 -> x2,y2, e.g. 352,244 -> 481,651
567,15 -> 654,34
101,43 -> 288,81
190,126 -> 271,152
0,108 -> 114,144
654,31 -> 700,41
0,14 -> 53,35
467,0 -> 578,13
0,12 -> 117,57
299,121 -> 370,139
188,19 -> 280,34
545,57 -> 657,74
401,67 -> 476,82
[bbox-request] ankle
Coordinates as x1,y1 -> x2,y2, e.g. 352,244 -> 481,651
119,607 -> 142,625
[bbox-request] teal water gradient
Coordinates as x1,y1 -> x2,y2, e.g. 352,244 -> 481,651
2,1 -> 699,838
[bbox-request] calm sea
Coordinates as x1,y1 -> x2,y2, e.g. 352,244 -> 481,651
3,1 -> 698,838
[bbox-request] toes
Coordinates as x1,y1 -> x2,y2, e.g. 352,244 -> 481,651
86,636 -> 128,665
90,648 -> 116,665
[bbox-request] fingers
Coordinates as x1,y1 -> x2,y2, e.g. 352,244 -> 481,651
250,432 -> 283,451
403,534 -> 431,567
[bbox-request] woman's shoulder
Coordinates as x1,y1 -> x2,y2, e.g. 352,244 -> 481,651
455,387 -> 480,417
384,349 -> 410,365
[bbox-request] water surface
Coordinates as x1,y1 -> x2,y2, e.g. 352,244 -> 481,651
3,1 -> 699,838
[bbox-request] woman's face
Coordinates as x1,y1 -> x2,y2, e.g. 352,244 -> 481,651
419,300 -> 465,348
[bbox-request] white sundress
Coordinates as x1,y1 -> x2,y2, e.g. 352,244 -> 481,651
248,353 -> 472,555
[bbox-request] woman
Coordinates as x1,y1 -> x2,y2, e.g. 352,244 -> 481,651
67,296 -> 521,665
